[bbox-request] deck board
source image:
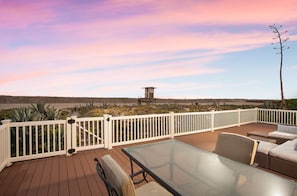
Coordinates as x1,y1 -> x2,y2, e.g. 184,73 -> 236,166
48,156 -> 59,196
37,157 -> 52,195
59,156 -> 70,196
16,161 -> 34,196
2,160 -> 23,195
27,157 -> 46,195
1,123 -> 295,196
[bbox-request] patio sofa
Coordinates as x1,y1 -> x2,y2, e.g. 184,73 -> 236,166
268,138 -> 297,179
255,141 -> 278,168
268,124 -> 297,144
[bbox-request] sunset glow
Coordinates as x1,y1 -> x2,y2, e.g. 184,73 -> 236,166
1,0 -> 296,99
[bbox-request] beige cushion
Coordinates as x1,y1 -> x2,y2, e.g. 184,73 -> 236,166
269,140 -> 297,163
277,124 -> 297,134
135,181 -> 172,196
268,131 -> 297,139
102,155 -> 172,196
257,141 -> 278,155
102,155 -> 135,196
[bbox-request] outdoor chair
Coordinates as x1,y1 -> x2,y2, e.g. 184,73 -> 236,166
213,132 -> 259,166
94,155 -> 172,196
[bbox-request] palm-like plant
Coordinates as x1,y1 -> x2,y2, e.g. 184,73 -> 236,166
10,107 -> 36,122
11,103 -> 61,122
31,102 -> 47,120
46,107 -> 61,120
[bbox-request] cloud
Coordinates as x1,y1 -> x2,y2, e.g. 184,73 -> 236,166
0,70 -> 48,85
0,1 -> 58,29
1,0 -> 297,98
0,28 -> 286,94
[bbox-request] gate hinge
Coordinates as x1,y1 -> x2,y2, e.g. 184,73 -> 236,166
67,118 -> 75,124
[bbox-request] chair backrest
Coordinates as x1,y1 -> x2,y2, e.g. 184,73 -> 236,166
94,157 -> 119,196
101,155 -> 136,196
213,132 -> 258,165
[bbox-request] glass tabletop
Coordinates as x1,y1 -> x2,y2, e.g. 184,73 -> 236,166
122,139 -> 297,196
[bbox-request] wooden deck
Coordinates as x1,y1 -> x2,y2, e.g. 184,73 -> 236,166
0,123 -> 294,196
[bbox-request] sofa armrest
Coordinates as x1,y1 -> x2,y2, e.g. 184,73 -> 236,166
268,131 -> 297,140
277,124 -> 297,134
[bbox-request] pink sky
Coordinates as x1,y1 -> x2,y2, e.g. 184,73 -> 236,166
1,0 -> 296,99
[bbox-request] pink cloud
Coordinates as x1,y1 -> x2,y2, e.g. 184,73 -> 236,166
6,0 -> 294,42
178,0 -> 297,24
0,1 -> 57,29
0,70 -> 48,85
2,0 -> 296,32
82,0 -> 297,31
0,29 -> 275,83
1,0 -> 296,98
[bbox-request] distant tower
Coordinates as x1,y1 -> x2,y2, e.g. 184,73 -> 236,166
144,87 -> 156,99
138,87 -> 156,105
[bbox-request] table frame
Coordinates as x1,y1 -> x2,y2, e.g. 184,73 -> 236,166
122,139 -> 297,196
123,147 -> 180,195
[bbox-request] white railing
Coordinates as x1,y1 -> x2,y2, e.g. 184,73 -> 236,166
174,111 -> 212,136
8,120 -> 67,162
240,108 -> 258,124
109,109 -> 258,147
258,109 -> 297,125
0,121 -> 10,172
111,113 -> 172,147
0,108 -> 296,172
213,108 -> 258,130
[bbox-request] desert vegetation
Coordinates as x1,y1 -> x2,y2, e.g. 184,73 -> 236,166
0,99 -> 296,123
2,103 -> 61,122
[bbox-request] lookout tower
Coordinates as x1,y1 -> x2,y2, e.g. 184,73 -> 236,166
138,87 -> 156,104
144,87 -> 156,99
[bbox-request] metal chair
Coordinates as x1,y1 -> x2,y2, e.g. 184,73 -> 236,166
94,155 -> 172,196
213,132 -> 259,166
94,157 -> 119,196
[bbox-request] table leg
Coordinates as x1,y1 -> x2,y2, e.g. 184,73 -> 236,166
128,158 -> 148,184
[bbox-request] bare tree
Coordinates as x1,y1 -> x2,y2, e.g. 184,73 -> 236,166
269,24 -> 290,109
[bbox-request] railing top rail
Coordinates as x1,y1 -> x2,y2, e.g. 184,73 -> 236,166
9,119 -> 66,126
173,111 -> 212,116
112,113 -> 171,120
258,108 -> 297,112
213,110 -> 238,114
74,116 -> 104,121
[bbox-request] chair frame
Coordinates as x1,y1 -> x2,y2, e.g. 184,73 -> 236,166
214,132 -> 258,166
94,158 -> 119,196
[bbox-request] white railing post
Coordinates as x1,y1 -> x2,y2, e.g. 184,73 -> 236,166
66,116 -> 77,156
237,108 -> 241,126
211,110 -> 215,132
104,114 -> 112,149
1,120 -> 12,169
169,112 -> 175,138
255,107 -> 259,123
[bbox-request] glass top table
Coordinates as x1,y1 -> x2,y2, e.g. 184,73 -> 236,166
122,139 -> 297,196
